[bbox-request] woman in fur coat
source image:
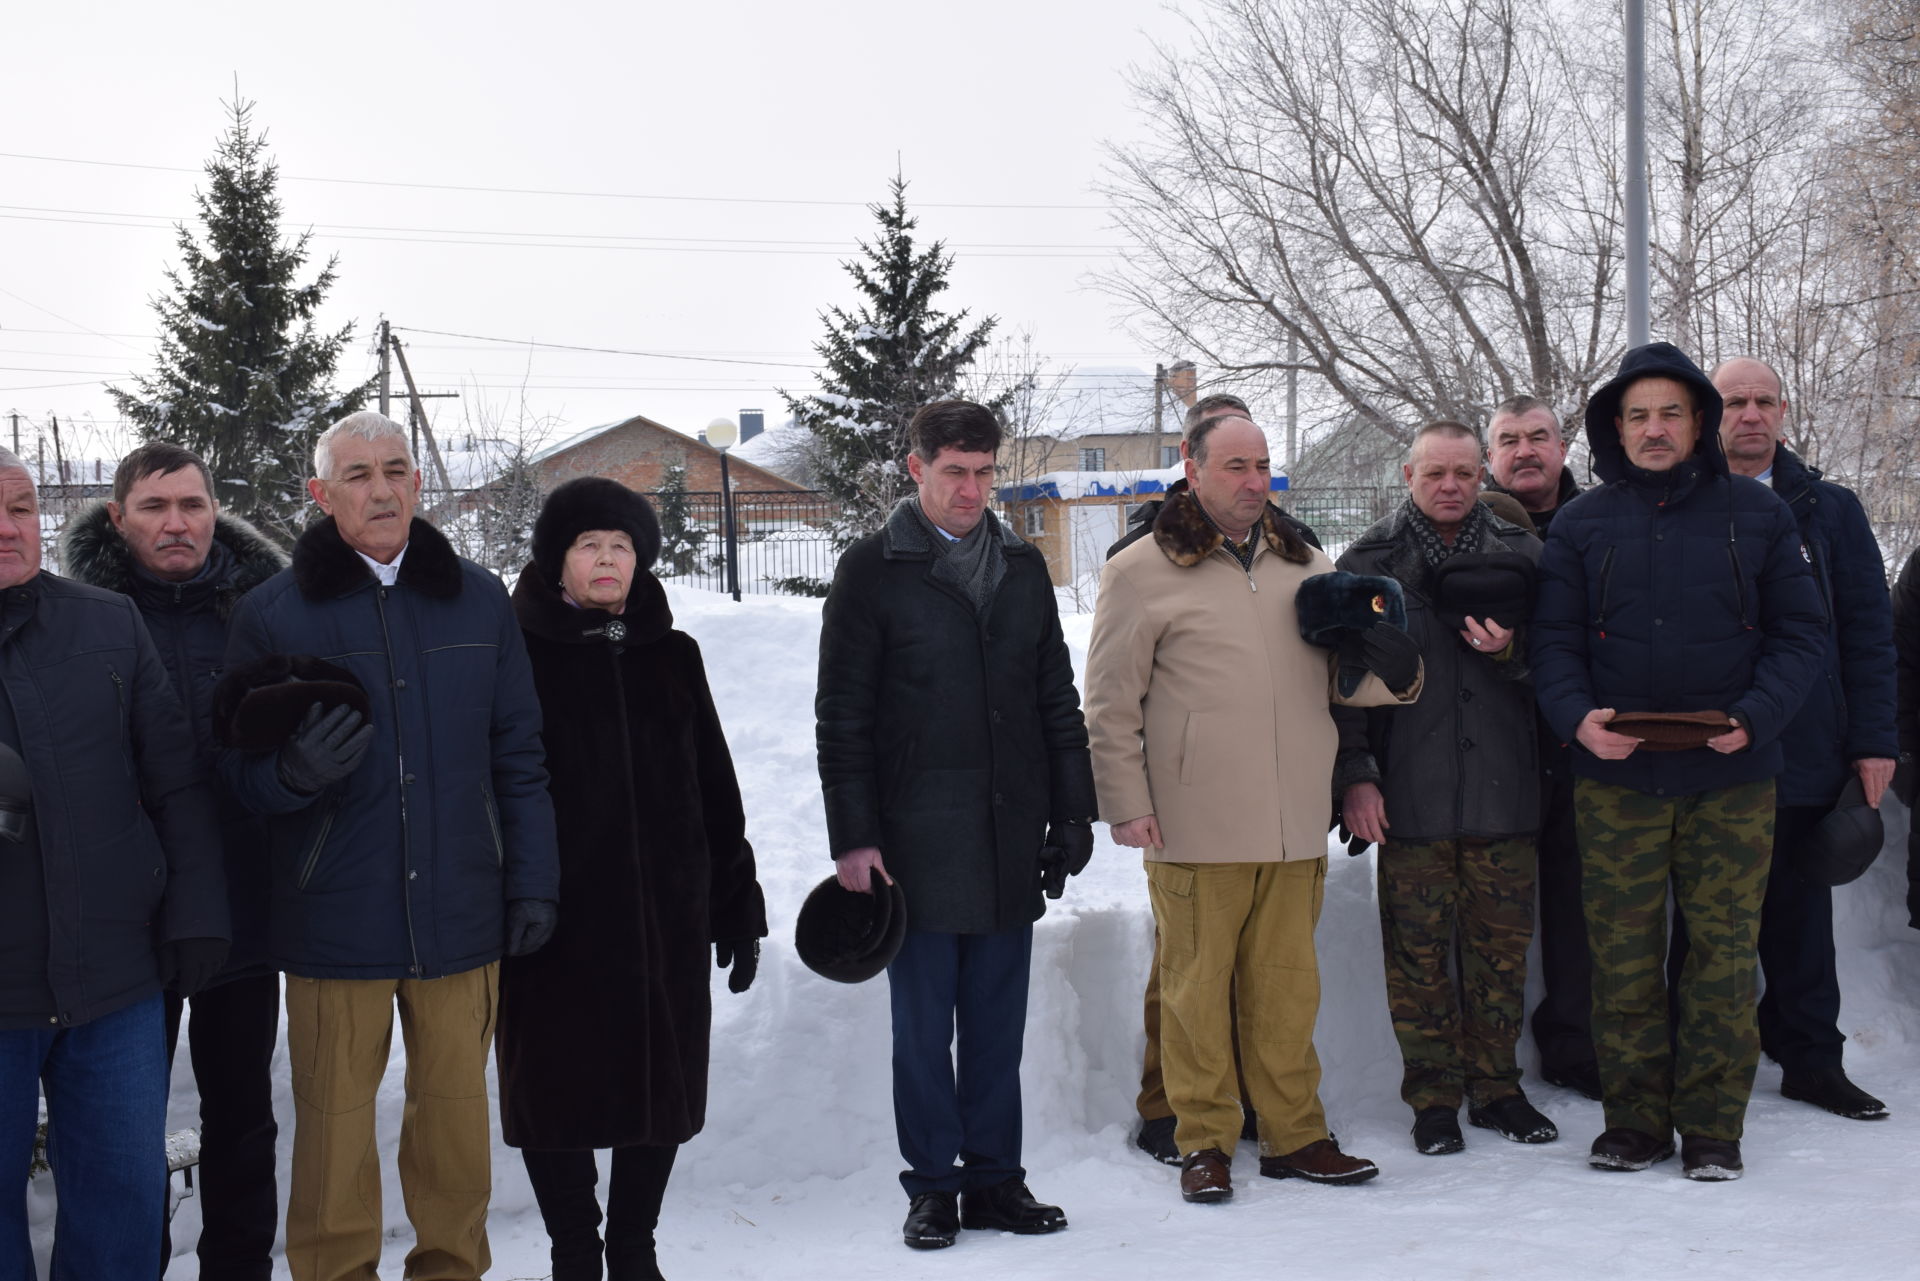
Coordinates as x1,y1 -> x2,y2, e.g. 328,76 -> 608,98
497,477 -> 767,1281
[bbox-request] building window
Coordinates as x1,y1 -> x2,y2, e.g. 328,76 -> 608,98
1161,444 -> 1181,467
1023,506 -> 1045,537
1078,447 -> 1106,471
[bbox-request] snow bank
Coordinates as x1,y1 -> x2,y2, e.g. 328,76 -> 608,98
135,586 -> 1920,1280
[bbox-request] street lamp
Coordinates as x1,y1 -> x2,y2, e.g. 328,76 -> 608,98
706,416 -> 742,602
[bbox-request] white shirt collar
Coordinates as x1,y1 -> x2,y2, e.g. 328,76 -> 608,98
1756,464 -> 1774,484
356,543 -> 408,587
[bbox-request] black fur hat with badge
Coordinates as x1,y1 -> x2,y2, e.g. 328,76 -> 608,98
1431,551 -> 1538,632
794,867 -> 909,984
1296,572 -> 1407,648
530,476 -> 663,585
213,655 -> 372,752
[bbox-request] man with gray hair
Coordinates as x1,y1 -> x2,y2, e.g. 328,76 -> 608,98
0,447 -> 228,1275
220,411 -> 559,1279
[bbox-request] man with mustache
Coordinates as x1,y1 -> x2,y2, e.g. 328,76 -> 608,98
1485,399 -> 1599,1102
1530,343 -> 1824,1180
63,442 -> 288,1278
219,411 -> 558,1279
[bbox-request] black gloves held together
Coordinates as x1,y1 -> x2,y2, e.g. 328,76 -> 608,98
505,898 -> 558,957
1340,622 -> 1421,693
1039,821 -> 1095,899
161,937 -> 230,999
276,703 -> 376,796
715,938 -> 759,994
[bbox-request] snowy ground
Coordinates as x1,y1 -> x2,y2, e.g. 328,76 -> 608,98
56,585 -> 1920,1279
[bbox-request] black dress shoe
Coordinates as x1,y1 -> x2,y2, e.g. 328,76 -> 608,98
1680,1135 -> 1743,1182
1135,1115 -> 1182,1165
1587,1127 -> 1674,1171
903,1191 -> 959,1250
960,1179 -> 1067,1234
1468,1092 -> 1559,1144
1781,1067 -> 1890,1120
1412,1106 -> 1465,1155
1541,1062 -> 1605,1102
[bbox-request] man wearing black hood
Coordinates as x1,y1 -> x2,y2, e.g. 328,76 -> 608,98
1530,343 -> 1824,1181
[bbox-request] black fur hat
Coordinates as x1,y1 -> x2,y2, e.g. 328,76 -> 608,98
794,869 -> 909,984
1802,776 -> 1885,888
213,655 -> 372,752
531,477 -> 663,585
1296,572 -> 1407,648
1432,552 -> 1538,632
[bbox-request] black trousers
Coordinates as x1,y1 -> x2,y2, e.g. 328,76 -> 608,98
159,972 -> 280,1281
1671,804 -> 1843,1072
522,1145 -> 677,1281
1529,758 -> 1597,1076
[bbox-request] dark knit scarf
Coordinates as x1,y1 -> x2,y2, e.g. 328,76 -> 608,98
1404,497 -> 1490,571
907,497 -> 1006,614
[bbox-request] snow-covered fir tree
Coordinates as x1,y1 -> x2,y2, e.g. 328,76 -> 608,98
110,98 -> 368,545
781,178 -> 1001,559
653,461 -> 715,578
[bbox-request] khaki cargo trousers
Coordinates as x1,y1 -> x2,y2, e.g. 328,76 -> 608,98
284,963 -> 499,1281
1146,857 -> 1330,1157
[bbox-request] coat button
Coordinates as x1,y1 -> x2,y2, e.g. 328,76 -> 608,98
1654,618 -> 1663,626
409,869 -> 418,880
1458,737 -> 1474,751
1458,688 -> 1473,703
403,773 -> 416,785
395,678 -> 407,689
48,1015 -> 57,1025
994,792 -> 1005,805
991,709 -> 1003,724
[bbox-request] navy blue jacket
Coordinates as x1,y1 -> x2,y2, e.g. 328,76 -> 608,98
1530,387 -> 1825,796
0,573 -> 227,1029
1764,446 -> 1899,806
220,517 -> 559,980
62,503 -> 286,982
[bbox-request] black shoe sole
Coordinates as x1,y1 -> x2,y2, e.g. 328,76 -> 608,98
1415,1136 -> 1465,1155
1587,1146 -> 1674,1172
1181,1187 -> 1233,1204
1780,1082 -> 1890,1120
905,1234 -> 957,1250
960,1214 -> 1067,1235
1258,1162 -> 1380,1185
1467,1108 -> 1559,1144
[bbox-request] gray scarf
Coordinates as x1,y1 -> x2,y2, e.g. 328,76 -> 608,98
909,497 -> 1007,614
1404,497 -> 1489,571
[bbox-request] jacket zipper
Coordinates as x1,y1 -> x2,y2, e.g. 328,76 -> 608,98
372,587 -> 423,977
1593,546 -> 1616,638
482,786 -> 505,868
297,798 -> 341,890
107,667 -> 132,776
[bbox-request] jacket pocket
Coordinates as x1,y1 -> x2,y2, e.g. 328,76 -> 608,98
296,797 -> 342,891
482,786 -> 505,868
1145,861 -> 1200,971
1179,712 -> 1201,787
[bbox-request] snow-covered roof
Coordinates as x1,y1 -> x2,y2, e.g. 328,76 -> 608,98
529,418 -> 624,466
1027,367 -> 1163,442
996,464 -> 1292,502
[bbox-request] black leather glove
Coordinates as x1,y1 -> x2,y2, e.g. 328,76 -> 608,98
1893,756 -> 1916,808
1338,622 -> 1421,692
160,937 -> 230,999
1038,821 -> 1095,899
276,703 -> 376,795
715,938 -> 759,994
505,898 -> 558,957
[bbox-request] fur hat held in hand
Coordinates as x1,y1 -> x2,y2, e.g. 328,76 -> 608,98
794,869 -> 909,984
1296,572 -> 1407,648
531,477 -> 662,585
214,655 -> 372,752
1432,552 -> 1538,632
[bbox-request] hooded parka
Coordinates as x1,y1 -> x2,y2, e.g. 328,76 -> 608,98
1529,343 -> 1826,796
1332,501 -> 1543,842
497,566 -> 765,1149
816,503 -> 1096,935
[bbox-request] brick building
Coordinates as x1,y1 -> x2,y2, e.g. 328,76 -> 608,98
533,412 -> 808,494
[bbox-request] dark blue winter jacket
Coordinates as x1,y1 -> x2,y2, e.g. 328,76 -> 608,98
1530,346 -> 1825,796
1764,446 -> 1899,806
220,517 -> 559,980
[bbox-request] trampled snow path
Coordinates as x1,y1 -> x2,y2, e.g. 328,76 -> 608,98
110,585 -> 1920,1279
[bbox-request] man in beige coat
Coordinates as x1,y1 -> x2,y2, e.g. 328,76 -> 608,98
1086,414 -> 1422,1204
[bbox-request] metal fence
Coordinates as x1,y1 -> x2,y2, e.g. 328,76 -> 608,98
649,490 -> 840,596
1281,484 -> 1401,557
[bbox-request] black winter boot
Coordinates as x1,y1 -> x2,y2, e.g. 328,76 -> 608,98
522,1149 -> 606,1281
605,1144 -> 677,1280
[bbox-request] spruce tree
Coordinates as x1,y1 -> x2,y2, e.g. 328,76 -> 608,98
110,97 -> 368,545
653,461 -> 714,578
781,177 -> 1001,556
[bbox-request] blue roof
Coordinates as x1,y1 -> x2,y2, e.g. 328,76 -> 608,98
995,475 -> 1290,502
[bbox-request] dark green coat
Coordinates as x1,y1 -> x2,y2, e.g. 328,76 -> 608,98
816,504 -> 1095,934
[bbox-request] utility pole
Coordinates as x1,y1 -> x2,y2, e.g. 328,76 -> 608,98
1151,363 -> 1167,470
1286,331 -> 1299,473
1624,0 -> 1651,346
49,415 -> 65,487
387,334 -> 456,499
8,413 -> 16,457
378,318 -> 392,418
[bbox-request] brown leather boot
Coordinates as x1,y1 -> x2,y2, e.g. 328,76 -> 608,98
1179,1148 -> 1233,1203
1258,1137 -> 1380,1185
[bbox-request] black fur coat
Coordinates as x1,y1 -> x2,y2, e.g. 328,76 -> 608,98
496,565 -> 766,1150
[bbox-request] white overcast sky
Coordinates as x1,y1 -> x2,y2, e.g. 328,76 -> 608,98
2,0 -> 1194,463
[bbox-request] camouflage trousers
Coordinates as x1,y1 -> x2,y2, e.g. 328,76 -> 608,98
1377,837 -> 1537,1111
1575,777 -> 1773,1141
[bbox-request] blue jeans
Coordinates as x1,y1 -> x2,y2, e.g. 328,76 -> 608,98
1,995 -> 168,1279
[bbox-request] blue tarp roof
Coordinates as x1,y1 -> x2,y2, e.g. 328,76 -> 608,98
995,475 -> 1290,502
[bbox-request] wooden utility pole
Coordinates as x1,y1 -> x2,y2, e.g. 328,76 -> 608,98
50,415 -> 65,487
1151,363 -> 1167,471
386,336 -> 455,498
378,319 -> 392,418
8,413 -> 17,457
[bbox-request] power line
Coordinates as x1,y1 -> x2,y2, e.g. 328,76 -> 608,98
0,150 -> 1110,212
391,326 -> 817,369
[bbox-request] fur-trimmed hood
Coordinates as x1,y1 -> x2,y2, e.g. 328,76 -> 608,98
1150,484 -> 1315,569
292,515 -> 464,601
60,499 -> 287,621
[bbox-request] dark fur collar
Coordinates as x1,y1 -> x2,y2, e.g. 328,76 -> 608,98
60,499 -> 288,621
292,516 -> 465,600
1150,486 -> 1314,569
512,559 -> 673,646
880,498 -> 1028,561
